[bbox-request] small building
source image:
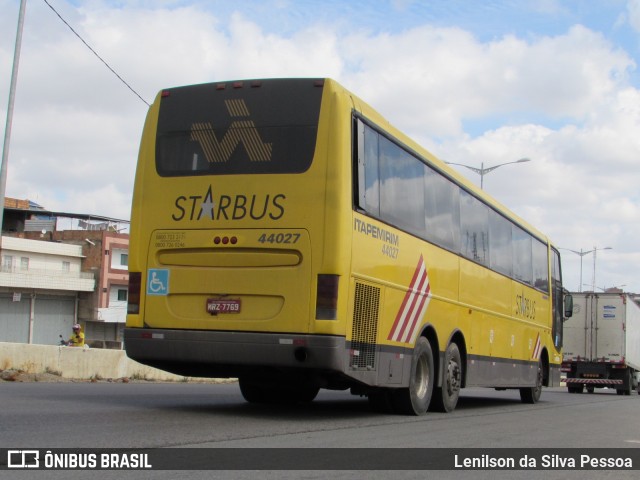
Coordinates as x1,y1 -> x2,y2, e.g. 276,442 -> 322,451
1,197 -> 129,348
0,236 -> 95,344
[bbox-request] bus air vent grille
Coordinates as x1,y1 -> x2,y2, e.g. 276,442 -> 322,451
350,282 -> 380,370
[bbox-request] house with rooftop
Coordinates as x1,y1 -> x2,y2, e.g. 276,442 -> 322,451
0,197 -> 129,347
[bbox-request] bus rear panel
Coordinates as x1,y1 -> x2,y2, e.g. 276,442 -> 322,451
125,79 -> 355,388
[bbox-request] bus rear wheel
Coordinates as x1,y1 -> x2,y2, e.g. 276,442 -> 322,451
368,389 -> 394,413
430,342 -> 462,412
391,337 -> 434,415
239,377 -> 319,404
520,360 -> 543,404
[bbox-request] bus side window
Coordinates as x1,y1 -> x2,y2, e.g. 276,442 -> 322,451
355,119 -> 380,217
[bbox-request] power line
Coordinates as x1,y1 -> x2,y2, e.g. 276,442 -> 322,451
42,0 -> 150,107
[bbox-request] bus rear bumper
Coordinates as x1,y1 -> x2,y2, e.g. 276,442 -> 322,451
123,328 -> 346,379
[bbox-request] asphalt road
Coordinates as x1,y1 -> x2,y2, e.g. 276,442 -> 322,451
1,382 -> 639,480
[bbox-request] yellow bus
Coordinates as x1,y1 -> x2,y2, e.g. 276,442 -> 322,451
125,78 -> 570,415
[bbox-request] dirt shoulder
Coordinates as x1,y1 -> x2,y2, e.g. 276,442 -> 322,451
1,368 -> 131,383
0,368 -> 236,384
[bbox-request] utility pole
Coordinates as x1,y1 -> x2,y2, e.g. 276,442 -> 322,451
0,0 -> 28,251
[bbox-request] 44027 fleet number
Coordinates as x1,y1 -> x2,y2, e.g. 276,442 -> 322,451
258,233 -> 301,244
382,244 -> 399,259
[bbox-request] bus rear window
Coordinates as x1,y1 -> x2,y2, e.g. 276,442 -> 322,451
155,79 -> 324,176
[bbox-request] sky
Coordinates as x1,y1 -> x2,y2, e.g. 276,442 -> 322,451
1,0 -> 639,293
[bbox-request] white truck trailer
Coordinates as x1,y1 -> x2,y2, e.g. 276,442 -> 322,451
562,292 -> 640,395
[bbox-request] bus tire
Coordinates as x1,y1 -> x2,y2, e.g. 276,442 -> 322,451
391,337 -> 434,415
430,342 -> 462,412
290,385 -> 320,403
239,377 -> 271,403
520,360 -> 543,404
239,378 -> 319,404
368,389 -> 394,413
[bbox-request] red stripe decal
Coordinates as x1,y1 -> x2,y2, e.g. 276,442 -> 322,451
388,256 -> 431,343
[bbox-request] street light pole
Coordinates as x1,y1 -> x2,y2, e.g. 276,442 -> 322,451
445,158 -> 530,189
560,248 -> 589,292
591,246 -> 612,293
560,246 -> 612,292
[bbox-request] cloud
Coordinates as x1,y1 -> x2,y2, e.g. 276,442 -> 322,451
1,0 -> 639,291
340,24 -> 634,140
627,0 -> 640,32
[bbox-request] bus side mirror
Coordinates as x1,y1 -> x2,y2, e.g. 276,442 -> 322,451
564,294 -> 573,319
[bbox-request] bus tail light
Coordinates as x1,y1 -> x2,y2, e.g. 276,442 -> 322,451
316,274 -> 339,320
127,272 -> 142,315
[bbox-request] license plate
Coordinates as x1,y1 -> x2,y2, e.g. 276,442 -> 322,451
207,298 -> 241,314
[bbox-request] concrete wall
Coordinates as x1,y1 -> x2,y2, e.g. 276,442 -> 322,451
0,342 -> 207,381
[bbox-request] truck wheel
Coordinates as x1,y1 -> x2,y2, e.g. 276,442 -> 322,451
520,360 -> 543,404
586,385 -> 594,394
568,385 -> 584,394
430,342 -> 462,412
391,337 -> 434,415
623,370 -> 632,395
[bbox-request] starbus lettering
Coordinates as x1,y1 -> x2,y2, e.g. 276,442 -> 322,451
172,185 -> 286,222
515,292 -> 536,320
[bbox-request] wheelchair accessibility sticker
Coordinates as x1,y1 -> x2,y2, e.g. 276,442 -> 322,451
147,269 -> 169,296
